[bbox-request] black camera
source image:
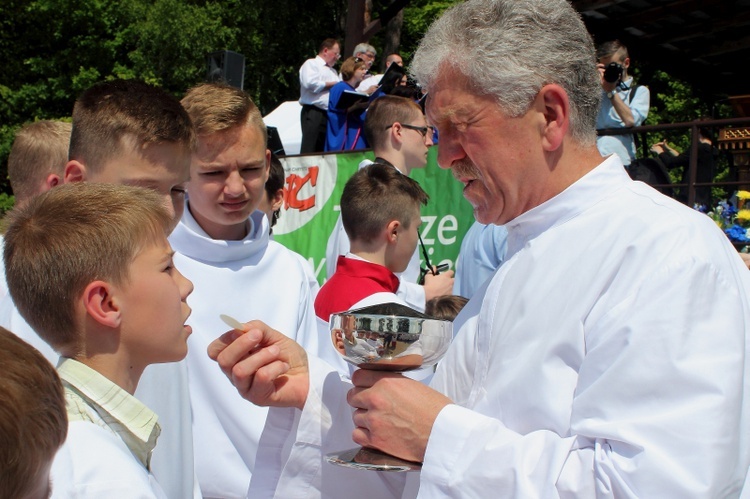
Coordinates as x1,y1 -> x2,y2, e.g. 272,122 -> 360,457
603,62 -> 623,83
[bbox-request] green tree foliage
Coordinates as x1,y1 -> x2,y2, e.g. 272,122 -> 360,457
400,0 -> 457,62
635,67 -> 734,201
0,0 -> 346,194
0,0 -> 735,206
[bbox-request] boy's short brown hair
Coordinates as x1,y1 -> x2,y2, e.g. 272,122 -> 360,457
425,294 -> 469,321
3,183 -> 173,355
180,83 -> 266,140
363,96 -> 425,150
8,120 -> 72,205
341,162 -> 429,243
68,79 -> 195,174
0,327 -> 66,498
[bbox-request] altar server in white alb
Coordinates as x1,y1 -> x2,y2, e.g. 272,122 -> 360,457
171,82 -> 333,499
5,183 -> 194,498
209,0 -> 750,497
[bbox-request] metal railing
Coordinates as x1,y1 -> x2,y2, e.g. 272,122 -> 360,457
597,117 -> 750,206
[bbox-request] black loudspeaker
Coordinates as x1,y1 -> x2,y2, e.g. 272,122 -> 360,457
266,126 -> 285,156
205,50 -> 245,89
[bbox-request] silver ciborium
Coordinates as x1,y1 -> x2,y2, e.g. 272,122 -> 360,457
327,302 -> 453,472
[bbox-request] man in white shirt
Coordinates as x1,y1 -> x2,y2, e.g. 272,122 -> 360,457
209,0 -> 750,497
299,38 -> 342,153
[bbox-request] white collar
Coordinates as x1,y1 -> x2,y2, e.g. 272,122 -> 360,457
169,202 -> 270,263
504,155 -> 628,259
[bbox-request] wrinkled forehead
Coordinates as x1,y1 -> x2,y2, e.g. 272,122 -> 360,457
423,67 -> 480,118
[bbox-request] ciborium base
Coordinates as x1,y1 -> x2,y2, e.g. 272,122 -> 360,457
326,447 -> 422,472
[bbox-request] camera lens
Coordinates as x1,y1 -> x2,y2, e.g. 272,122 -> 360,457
603,62 -> 623,83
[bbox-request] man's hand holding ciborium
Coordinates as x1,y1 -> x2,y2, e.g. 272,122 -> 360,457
208,304 -> 454,471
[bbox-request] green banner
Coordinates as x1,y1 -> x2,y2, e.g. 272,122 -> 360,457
274,147 -> 476,285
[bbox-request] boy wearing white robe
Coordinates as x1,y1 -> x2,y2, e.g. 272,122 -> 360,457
4,183 -> 194,498
0,79 -> 200,499
173,83 -> 331,498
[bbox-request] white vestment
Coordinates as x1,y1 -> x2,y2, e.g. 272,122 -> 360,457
165,207 -> 330,498
52,359 -> 167,498
51,423 -> 167,498
0,228 -> 200,499
248,156 -> 750,498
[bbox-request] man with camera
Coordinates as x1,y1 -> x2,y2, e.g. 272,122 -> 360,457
595,39 -> 650,167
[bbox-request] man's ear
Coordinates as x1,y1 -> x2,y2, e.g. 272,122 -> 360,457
64,160 -> 88,184
538,84 -> 569,152
82,281 -> 122,329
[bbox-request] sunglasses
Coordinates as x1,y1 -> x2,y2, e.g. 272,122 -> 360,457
385,123 -> 435,138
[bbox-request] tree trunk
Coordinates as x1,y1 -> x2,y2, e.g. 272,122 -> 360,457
380,9 -> 403,72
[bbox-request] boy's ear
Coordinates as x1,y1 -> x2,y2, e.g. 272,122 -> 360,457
386,220 -> 401,244
44,173 -> 61,192
388,123 -> 404,147
64,160 -> 88,184
271,188 -> 284,212
82,281 -> 122,329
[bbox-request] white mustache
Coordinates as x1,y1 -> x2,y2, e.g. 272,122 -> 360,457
451,160 -> 480,180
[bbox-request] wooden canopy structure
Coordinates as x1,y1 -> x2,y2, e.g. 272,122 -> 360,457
571,0 -> 750,98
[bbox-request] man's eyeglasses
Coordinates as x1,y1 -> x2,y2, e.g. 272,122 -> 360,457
385,123 -> 435,138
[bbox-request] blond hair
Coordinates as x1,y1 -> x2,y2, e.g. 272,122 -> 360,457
180,83 -> 266,140
68,79 -> 195,175
0,327 -> 66,497
8,120 -> 72,205
3,183 -> 172,354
